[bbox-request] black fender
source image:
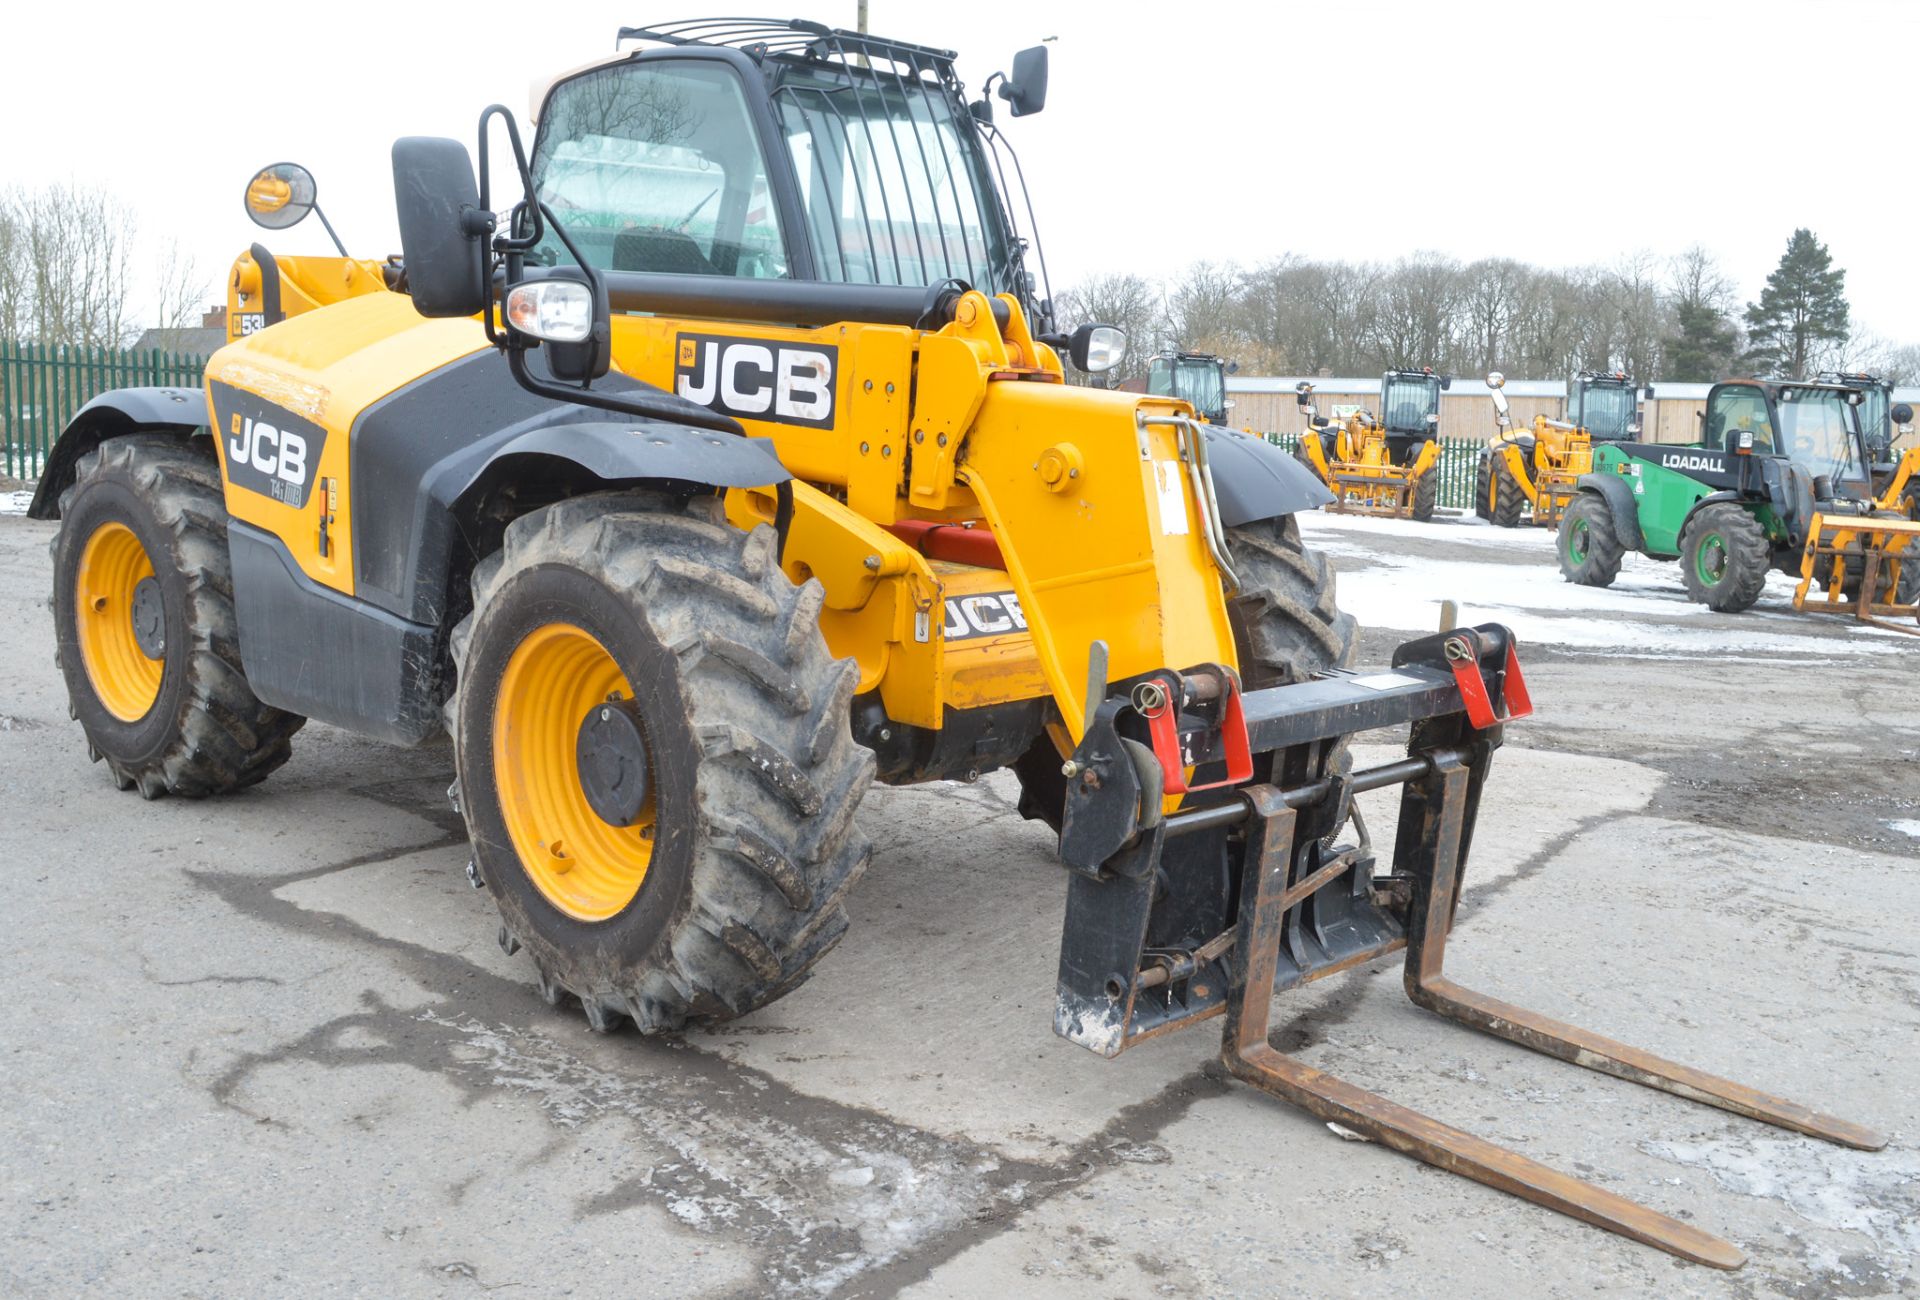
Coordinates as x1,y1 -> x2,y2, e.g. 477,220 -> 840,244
26,387 -> 207,519
1571,472 -> 1646,551
336,349 -> 781,627
1202,426 -> 1335,526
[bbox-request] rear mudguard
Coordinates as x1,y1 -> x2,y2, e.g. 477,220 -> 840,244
1202,426 -> 1335,524
26,387 -> 207,519
1572,472 -> 1646,551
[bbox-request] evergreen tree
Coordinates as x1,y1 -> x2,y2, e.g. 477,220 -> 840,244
1742,229 -> 1848,379
1662,302 -> 1740,381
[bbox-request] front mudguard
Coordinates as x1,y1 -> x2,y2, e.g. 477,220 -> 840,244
1572,472 -> 1646,551
26,387 -> 208,519
1203,426 -> 1335,525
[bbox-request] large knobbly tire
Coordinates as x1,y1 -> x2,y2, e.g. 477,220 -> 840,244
1014,514 -> 1356,827
1409,466 -> 1438,521
1557,491 -> 1625,588
451,492 -> 874,1034
1471,454 -> 1492,521
1679,502 -> 1770,613
50,434 -> 304,798
1489,457 -> 1526,528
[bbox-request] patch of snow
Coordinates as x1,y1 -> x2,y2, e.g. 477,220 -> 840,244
1300,510 -> 1911,656
1888,819 -> 1920,840
1,489 -> 32,516
1645,1134 -> 1920,1253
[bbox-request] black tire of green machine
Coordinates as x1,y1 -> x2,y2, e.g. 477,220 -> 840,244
1556,492 -> 1625,588
1678,502 -> 1770,613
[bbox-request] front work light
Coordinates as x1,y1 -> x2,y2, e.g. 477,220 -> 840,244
1068,322 -> 1127,374
505,279 -> 594,343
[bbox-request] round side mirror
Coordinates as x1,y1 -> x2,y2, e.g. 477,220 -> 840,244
245,162 -> 317,231
1485,371 -> 1505,389
1894,403 -> 1914,426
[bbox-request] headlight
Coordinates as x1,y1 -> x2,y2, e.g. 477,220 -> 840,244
1068,322 -> 1127,374
505,279 -> 593,343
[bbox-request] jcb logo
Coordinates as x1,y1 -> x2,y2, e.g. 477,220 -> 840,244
209,380 -> 327,509
942,591 -> 1028,643
674,332 -> 837,429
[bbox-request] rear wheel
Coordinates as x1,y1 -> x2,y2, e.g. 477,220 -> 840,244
452,493 -> 873,1033
1557,492 -> 1624,588
1014,514 -> 1355,827
1409,466 -> 1438,521
1471,455 -> 1493,521
1679,503 -> 1770,612
50,435 -> 304,798
1489,457 -> 1526,528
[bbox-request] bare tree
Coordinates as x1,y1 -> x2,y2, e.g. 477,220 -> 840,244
0,192 -> 26,341
6,183 -> 142,349
1458,258 -> 1526,376
1164,260 -> 1242,357
150,238 -> 209,336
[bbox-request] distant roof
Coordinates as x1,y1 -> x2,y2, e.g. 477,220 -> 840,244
1229,376 -> 1920,402
129,326 -> 225,357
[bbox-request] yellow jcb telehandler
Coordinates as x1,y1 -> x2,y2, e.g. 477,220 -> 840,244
1292,368 -> 1447,520
28,18 -> 1881,1266
1475,369 -> 1639,528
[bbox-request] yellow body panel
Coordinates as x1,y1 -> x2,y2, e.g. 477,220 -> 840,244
204,293 -> 491,593
1302,414 -> 1439,518
1488,417 -> 1594,526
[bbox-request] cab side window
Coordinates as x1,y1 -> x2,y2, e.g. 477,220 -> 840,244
1705,389 -> 1772,453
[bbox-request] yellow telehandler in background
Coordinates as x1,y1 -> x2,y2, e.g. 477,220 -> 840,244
1475,370 -> 1639,528
1292,367 -> 1447,519
25,17 -> 1882,1267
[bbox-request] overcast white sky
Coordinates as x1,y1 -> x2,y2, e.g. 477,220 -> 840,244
9,0 -> 1917,341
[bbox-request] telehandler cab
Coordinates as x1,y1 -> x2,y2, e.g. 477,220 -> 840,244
1475,370 -> 1639,528
28,18 -> 1881,1265
1819,369 -> 1919,512
1143,350 -> 1236,425
1557,376 -> 1920,629
1293,368 -> 1447,520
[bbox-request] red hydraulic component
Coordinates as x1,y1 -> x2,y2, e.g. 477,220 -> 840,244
1139,671 -> 1253,795
884,519 -> 1006,570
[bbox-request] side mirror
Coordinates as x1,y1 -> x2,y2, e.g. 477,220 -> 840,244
1067,322 -> 1125,373
391,137 -> 492,318
1294,381 -> 1316,415
1439,374 -> 1453,391
1226,360 -> 1240,375
998,45 -> 1050,117
1894,402 -> 1914,428
1484,370 -> 1505,390
244,162 -> 317,230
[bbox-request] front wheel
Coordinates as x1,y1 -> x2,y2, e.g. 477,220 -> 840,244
1409,467 -> 1438,522
1489,457 -> 1526,528
1557,492 -> 1625,587
452,493 -> 874,1032
1679,503 -> 1770,612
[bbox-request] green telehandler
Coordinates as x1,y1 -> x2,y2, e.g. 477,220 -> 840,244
1556,377 -> 1920,630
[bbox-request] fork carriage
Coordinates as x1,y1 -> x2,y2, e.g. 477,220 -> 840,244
1050,624 -> 1883,1270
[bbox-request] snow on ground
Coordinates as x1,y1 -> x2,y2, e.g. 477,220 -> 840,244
1298,510 -> 1914,658
1,490 -> 31,516
1890,820 -> 1920,840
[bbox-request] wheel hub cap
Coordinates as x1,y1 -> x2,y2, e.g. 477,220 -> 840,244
131,577 -> 166,659
577,700 -> 651,827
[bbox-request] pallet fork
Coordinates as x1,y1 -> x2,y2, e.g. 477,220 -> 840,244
1794,512 -> 1920,636
1052,625 -> 1883,1268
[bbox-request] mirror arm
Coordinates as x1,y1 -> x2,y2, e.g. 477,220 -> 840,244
311,204 -> 349,258
504,346 -> 743,435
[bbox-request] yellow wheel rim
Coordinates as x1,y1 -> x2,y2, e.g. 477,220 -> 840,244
493,622 -> 657,922
75,521 -> 164,722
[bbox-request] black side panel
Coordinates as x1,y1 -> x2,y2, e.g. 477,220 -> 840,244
229,522 -> 441,746
1203,427 -> 1335,525
1616,441 -> 1742,490
350,350 -> 768,625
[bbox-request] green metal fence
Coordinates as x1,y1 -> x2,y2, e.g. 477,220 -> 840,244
1,341 -> 208,481
1264,432 -> 1483,512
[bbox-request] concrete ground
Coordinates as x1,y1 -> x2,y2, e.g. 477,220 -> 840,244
2,505 -> 1916,1299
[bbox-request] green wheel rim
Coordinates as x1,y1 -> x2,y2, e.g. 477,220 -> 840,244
1695,532 -> 1727,585
1567,519 -> 1589,563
